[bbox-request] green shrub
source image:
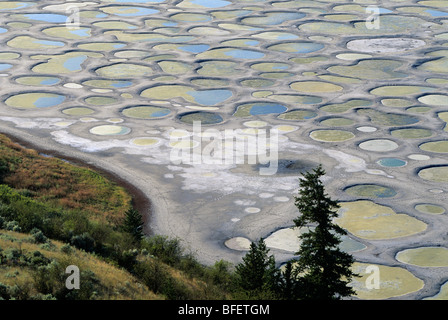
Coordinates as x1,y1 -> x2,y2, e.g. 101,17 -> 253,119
5,220 -> 21,232
26,250 -> 51,267
0,282 -> 10,300
142,235 -> 184,266
60,244 -> 74,255
70,233 -> 95,253
30,228 -> 48,244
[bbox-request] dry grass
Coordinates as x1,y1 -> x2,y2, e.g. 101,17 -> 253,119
0,134 -> 132,225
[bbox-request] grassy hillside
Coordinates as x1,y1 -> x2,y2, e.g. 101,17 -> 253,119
0,134 -> 234,300
0,229 -> 161,300
0,134 -> 132,225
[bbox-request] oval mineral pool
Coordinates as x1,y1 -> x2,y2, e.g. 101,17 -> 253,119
408,154 -> 430,161
359,139 -> 399,152
62,107 -> 94,116
187,89 -> 233,106
122,106 -> 171,119
241,12 -> 304,26
7,36 -> 65,50
396,247 -> 448,267
370,85 -> 436,96
418,166 -> 448,182
391,128 -> 433,139
95,63 -> 152,78
320,99 -> 372,113
83,79 -> 133,89
344,184 -> 397,198
177,0 -> 231,9
0,2 -> 34,10
415,204 -> 446,215
419,140 -> 448,153
233,103 -> 287,117
268,42 -> 324,54
19,13 -> 69,23
178,111 -> 223,125
376,158 -> 407,167
15,76 -> 60,86
357,109 -> 419,126
240,78 -> 275,88
290,81 -> 343,93
278,109 -> 317,121
320,117 -> 354,126
89,125 -> 131,136
84,96 -> 118,106
100,6 -> 159,16
130,137 -> 161,147
356,126 -> 377,133
336,200 -> 427,240
381,98 -> 413,108
42,27 -> 91,40
309,129 -> 355,142
418,94 -> 448,106
5,92 -> 65,109
346,38 -> 426,53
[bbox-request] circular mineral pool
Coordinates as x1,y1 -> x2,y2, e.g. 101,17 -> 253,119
100,6 -> 159,17
418,166 -> 448,182
391,128 -> 433,139
344,184 -> 397,198
376,158 -> 407,167
278,109 -> 317,120
415,203 -> 446,215
95,63 -> 153,78
351,262 -> 424,300
83,79 -> 133,89
290,81 -> 343,93
419,140 -> 448,153
370,85 -> 435,96
408,154 -> 430,161
356,126 -> 377,132
85,96 -> 118,106
335,200 -> 427,240
346,38 -> 426,53
359,139 -> 399,152
267,42 -> 324,54
178,111 -> 224,125
122,106 -> 171,119
396,247 -> 448,267
130,137 -> 161,147
62,107 -> 95,116
418,94 -> 448,106
243,120 -> 267,128
233,102 -> 287,117
309,129 -> 355,142
5,92 -> 65,109
224,237 -> 252,251
15,76 -> 60,86
381,98 -> 413,108
89,125 -> 131,136
169,140 -> 199,149
320,117 -> 354,126
273,125 -> 299,133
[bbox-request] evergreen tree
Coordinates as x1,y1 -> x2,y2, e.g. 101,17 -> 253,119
234,238 -> 280,299
122,208 -> 144,242
278,260 -> 300,300
293,165 -> 356,300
